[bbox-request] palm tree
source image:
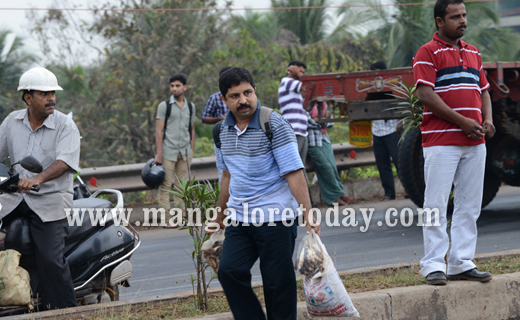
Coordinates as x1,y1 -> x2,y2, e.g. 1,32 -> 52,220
0,30 -> 36,92
0,29 -> 37,116
463,1 -> 520,61
335,0 -> 520,67
271,0 -> 331,45
232,11 -> 281,45
334,0 -> 433,67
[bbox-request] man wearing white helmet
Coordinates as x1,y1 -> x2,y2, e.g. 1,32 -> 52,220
0,67 -> 80,310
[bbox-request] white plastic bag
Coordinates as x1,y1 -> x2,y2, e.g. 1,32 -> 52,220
0,250 -> 31,306
294,230 -> 325,277
202,229 -> 225,273
302,234 -> 359,317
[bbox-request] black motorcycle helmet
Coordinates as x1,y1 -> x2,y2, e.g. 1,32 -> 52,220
141,159 -> 165,189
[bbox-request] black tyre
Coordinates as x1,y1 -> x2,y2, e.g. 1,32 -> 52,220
397,127 -> 425,208
482,140 -> 502,208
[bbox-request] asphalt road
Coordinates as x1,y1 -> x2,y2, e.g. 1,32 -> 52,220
119,186 -> 520,300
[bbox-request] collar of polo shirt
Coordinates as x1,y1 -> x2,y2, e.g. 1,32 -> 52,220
223,101 -> 263,129
433,32 -> 468,49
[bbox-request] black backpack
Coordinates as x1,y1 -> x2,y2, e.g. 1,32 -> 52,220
162,99 -> 194,141
213,107 -> 273,149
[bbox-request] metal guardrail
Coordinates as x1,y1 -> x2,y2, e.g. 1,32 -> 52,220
80,143 -> 376,193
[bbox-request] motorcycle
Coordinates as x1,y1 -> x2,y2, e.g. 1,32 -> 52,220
0,156 -> 141,315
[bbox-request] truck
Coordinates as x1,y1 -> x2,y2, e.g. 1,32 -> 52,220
300,62 -> 520,209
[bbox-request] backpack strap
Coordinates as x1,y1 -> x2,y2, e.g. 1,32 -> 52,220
188,101 -> 194,141
162,99 -> 172,141
259,106 -> 273,142
213,120 -> 223,149
213,106 -> 273,149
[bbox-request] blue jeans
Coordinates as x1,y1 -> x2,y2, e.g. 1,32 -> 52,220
218,221 -> 298,320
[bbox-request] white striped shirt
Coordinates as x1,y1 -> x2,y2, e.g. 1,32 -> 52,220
278,77 -> 308,137
372,119 -> 399,137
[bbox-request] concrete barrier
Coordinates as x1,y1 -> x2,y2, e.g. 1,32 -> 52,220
7,250 -> 520,320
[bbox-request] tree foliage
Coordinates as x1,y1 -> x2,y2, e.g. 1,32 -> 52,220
463,1 -> 520,61
0,29 -> 37,118
335,0 -> 520,67
271,0 -> 331,45
287,37 -> 385,73
210,29 -> 288,108
24,0 -> 518,167
231,11 -> 281,45
30,0 -> 229,166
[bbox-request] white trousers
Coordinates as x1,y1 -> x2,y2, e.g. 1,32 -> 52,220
420,144 -> 486,276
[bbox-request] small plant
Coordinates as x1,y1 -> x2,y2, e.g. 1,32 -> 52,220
385,82 -> 423,142
173,177 -> 220,311
343,165 -> 381,180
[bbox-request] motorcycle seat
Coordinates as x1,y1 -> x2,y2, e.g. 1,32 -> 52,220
66,198 -> 113,244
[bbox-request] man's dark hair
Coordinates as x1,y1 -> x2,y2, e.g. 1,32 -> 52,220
219,67 -> 255,98
21,90 -> 34,105
219,66 -> 232,76
169,73 -> 187,85
434,0 -> 464,30
288,61 -> 307,69
370,61 -> 387,71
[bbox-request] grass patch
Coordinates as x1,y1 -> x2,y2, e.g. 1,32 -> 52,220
80,255 -> 520,319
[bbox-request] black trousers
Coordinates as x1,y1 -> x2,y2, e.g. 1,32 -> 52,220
4,202 -> 77,310
218,222 -> 298,320
373,132 -> 401,198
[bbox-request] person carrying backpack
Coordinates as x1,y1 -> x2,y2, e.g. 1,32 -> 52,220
208,67 -> 320,320
154,73 -> 195,227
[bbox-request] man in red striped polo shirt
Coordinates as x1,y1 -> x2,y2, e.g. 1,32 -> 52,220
413,0 -> 495,285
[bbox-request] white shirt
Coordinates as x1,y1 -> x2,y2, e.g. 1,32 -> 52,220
372,119 -> 399,137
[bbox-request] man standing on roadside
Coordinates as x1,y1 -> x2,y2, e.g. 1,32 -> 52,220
413,0 -> 494,285
211,67 -> 320,320
202,66 -> 231,182
154,73 -> 196,227
201,67 -> 232,125
279,61 -> 315,205
369,61 -> 402,201
0,67 -> 79,310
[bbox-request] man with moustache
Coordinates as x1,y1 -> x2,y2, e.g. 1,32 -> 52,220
0,67 -> 80,309
413,0 -> 495,285
154,73 -> 196,227
210,67 -> 320,320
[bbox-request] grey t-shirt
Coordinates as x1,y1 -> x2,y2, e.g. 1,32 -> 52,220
0,109 -> 80,222
156,96 -> 196,161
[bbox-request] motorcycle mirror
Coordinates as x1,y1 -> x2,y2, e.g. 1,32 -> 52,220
19,156 -> 43,173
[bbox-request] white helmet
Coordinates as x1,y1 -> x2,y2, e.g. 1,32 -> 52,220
17,67 -> 63,92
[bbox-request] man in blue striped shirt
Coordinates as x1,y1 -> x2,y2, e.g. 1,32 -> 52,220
211,67 -> 320,320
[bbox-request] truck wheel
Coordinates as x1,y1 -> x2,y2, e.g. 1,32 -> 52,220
397,127 -> 425,208
482,163 -> 501,208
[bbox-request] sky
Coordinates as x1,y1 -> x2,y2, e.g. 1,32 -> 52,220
0,0 -> 346,64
